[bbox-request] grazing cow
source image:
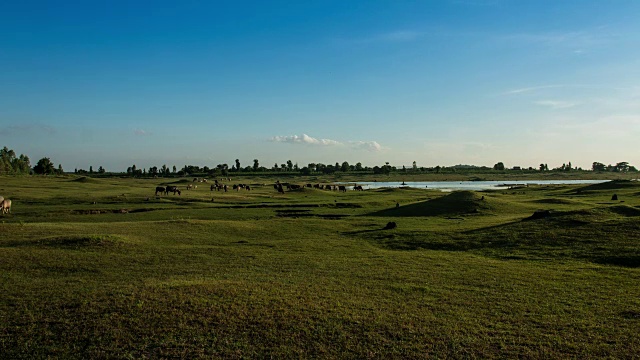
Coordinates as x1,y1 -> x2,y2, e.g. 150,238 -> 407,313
246,185 -> 251,191
193,178 -> 198,182
353,185 -> 364,191
338,185 -> 347,192
187,184 -> 193,190
288,184 -> 301,190
165,186 -> 180,195
1,199 -> 11,214
313,184 -> 320,189
155,186 -> 165,196
306,184 -> 312,188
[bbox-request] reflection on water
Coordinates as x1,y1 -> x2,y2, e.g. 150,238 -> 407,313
344,180 -> 610,192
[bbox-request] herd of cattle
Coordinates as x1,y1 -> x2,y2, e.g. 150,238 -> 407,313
153,179 -> 365,196
0,178 -> 367,216
0,195 -> 11,215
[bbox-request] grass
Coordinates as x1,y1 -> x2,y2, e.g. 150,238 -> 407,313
0,175 -> 639,358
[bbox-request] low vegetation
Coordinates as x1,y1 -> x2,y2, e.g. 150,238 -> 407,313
0,175 -> 639,358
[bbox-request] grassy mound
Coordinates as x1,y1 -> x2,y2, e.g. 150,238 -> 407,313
365,207 -> 640,267
70,176 -> 97,183
368,191 -> 488,217
573,180 -> 636,192
606,205 -> 640,217
530,198 -> 576,205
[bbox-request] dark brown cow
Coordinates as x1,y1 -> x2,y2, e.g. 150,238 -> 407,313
338,185 -> 347,192
155,186 -> 165,196
165,186 -> 180,195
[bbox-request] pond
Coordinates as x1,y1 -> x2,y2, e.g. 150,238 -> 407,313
343,180 -> 610,192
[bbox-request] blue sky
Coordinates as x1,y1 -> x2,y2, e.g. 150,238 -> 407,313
1,0 -> 639,171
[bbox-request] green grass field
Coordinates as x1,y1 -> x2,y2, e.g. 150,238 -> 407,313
1,175 -> 639,358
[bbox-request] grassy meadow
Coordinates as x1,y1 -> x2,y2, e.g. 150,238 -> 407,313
0,175 -> 639,358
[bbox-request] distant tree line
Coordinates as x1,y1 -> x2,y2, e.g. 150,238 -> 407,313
1,147 -> 638,177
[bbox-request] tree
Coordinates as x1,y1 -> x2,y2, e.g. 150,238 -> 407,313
539,163 -> 545,171
0,147 -> 30,174
287,160 -> 293,171
592,162 -> 606,172
172,165 -> 177,173
33,157 -> 56,175
235,159 -> 241,172
355,162 -> 363,171
89,166 -> 93,174
57,164 -> 64,174
493,162 -> 505,171
412,161 -> 417,172
615,162 -> 630,172
98,166 -> 106,174
341,161 -> 350,172
253,159 -> 259,171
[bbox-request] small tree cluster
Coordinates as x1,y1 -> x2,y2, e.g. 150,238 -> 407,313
0,147 -> 31,174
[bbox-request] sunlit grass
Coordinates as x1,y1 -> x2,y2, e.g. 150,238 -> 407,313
0,175 -> 639,357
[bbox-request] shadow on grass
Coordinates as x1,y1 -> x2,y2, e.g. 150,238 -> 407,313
591,255 -> 640,268
367,191 -> 488,217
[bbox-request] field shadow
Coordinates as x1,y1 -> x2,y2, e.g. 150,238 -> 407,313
591,255 -> 640,268
367,191 -> 488,217
2,235 -> 129,249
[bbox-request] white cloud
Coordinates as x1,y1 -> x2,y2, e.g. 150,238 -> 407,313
270,134 -> 385,151
349,141 -> 383,152
270,134 -> 341,146
534,100 -> 579,109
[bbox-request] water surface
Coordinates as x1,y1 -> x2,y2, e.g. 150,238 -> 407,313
346,180 -> 609,192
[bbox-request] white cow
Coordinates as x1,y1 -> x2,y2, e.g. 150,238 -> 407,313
1,199 -> 11,214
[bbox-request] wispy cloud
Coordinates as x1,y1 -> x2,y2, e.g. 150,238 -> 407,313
503,85 -> 568,95
0,124 -> 56,136
270,134 -> 341,146
534,100 -> 579,109
134,128 -> 151,136
335,30 -> 424,45
375,30 -> 422,43
499,29 -> 616,50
